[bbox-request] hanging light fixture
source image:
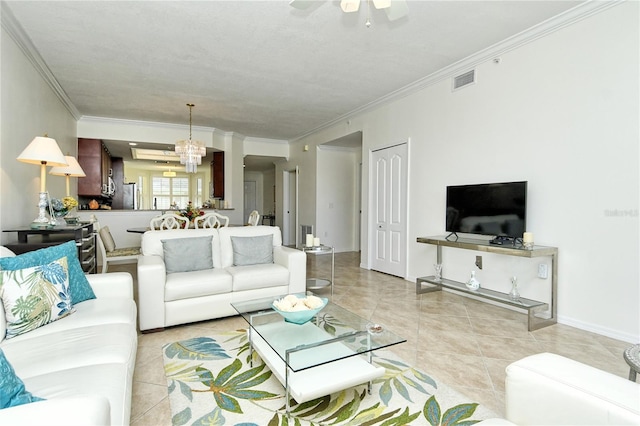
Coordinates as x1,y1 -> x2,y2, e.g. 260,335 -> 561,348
175,103 -> 206,173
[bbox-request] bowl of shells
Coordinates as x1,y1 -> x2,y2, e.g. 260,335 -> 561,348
272,294 -> 328,325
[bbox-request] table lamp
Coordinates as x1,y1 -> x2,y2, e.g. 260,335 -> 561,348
17,135 -> 68,226
49,155 -> 86,196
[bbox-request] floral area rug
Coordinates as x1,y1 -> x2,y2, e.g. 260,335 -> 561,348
163,329 -> 497,426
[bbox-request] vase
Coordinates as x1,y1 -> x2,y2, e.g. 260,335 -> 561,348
466,271 -> 480,291
52,209 -> 68,226
509,276 -> 520,301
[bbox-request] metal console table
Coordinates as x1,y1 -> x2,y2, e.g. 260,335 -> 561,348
416,235 -> 557,331
298,245 -> 334,297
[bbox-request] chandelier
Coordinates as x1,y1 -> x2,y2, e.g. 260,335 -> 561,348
175,103 -> 206,173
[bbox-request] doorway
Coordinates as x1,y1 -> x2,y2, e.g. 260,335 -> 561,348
369,142 -> 408,278
243,180 -> 257,223
283,168 -> 298,246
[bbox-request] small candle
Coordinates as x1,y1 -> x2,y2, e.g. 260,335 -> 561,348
306,234 -> 314,247
313,237 -> 320,247
523,232 -> 534,243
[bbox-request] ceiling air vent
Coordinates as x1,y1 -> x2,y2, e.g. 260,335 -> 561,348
452,69 -> 476,91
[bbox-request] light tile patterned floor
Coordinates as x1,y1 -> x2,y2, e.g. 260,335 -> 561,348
114,252 -> 632,425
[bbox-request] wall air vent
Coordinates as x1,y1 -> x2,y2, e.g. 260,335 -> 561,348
452,69 -> 476,91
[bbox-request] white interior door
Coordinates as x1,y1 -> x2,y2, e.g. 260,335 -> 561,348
370,143 -> 408,277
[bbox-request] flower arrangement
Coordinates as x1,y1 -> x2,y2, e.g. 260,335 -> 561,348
48,197 -> 78,215
179,201 -> 204,222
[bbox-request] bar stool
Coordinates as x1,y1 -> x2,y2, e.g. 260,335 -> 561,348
623,344 -> 640,382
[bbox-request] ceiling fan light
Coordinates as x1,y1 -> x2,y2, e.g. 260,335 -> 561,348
372,0 -> 391,10
340,0 -> 360,13
384,0 -> 409,21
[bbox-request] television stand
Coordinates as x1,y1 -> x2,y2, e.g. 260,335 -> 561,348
415,235 -> 557,331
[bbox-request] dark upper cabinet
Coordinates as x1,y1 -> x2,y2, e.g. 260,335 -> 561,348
77,138 -> 112,197
210,151 -> 225,199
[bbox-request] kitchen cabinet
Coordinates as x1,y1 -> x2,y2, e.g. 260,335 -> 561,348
210,151 -> 225,199
78,138 -> 112,197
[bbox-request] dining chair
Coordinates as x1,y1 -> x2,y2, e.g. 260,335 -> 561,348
248,210 -> 260,226
194,212 -> 230,229
149,213 -> 189,230
95,222 -> 140,273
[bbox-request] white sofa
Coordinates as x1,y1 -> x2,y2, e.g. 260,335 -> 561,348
480,352 -> 640,425
0,247 -> 137,425
137,225 -> 306,332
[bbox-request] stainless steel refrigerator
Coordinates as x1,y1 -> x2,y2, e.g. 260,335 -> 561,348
122,183 -> 138,210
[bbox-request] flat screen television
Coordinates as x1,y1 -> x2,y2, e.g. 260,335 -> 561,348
446,181 -> 527,240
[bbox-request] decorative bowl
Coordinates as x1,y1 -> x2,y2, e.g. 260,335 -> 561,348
272,296 -> 328,325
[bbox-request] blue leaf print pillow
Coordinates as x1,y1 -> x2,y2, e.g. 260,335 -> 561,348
0,256 -> 75,339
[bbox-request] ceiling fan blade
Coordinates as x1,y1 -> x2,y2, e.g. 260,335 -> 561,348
289,0 -> 314,10
372,0 -> 391,9
340,0 -> 361,13
384,0 -> 408,21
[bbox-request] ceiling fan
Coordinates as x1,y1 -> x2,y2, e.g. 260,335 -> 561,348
290,0 -> 408,26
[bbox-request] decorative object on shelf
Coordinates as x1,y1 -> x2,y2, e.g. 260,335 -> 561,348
88,199 -> 99,210
523,232 -> 534,249
433,263 -> 443,282
272,294 -> 328,325
466,271 -> 480,291
16,135 -> 68,227
175,103 -> 206,173
179,201 -> 204,224
48,197 -> 77,226
509,275 -> 520,301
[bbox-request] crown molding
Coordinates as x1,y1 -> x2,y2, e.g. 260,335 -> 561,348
79,115 -> 220,134
290,0 -> 623,142
1,2 -> 81,120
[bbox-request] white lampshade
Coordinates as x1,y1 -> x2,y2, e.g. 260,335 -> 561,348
49,155 -> 86,177
50,155 -> 86,197
17,136 -> 68,193
17,136 -> 68,166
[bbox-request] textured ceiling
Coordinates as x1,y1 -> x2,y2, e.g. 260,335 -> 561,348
5,0 -> 582,141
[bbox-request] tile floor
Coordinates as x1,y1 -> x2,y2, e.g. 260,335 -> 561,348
116,252 -> 633,425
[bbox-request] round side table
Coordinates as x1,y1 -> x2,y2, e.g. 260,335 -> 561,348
623,344 -> 640,382
298,244 -> 334,297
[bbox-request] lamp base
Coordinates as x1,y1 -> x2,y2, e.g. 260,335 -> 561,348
31,191 -> 51,225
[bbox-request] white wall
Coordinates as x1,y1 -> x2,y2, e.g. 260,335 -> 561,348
1,28 -> 78,242
288,2 -> 639,342
316,146 -> 359,252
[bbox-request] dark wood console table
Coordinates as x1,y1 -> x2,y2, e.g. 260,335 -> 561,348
3,223 -> 97,274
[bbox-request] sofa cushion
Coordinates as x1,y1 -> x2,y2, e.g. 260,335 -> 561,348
231,235 -> 274,266
1,322 -> 137,379
165,268 -> 232,302
99,226 -> 116,252
162,235 -> 214,273
22,363 -> 132,426
0,257 -> 74,339
0,241 -> 96,304
0,348 -> 43,408
228,263 -> 290,291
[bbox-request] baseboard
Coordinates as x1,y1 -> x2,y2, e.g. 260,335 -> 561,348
557,315 -> 639,344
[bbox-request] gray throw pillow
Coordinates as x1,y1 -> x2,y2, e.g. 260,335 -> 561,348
161,236 -> 213,273
231,235 -> 274,266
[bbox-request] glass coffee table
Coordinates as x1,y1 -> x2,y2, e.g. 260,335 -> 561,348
232,293 -> 406,414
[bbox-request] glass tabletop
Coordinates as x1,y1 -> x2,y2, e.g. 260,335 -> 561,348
231,292 -> 406,372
